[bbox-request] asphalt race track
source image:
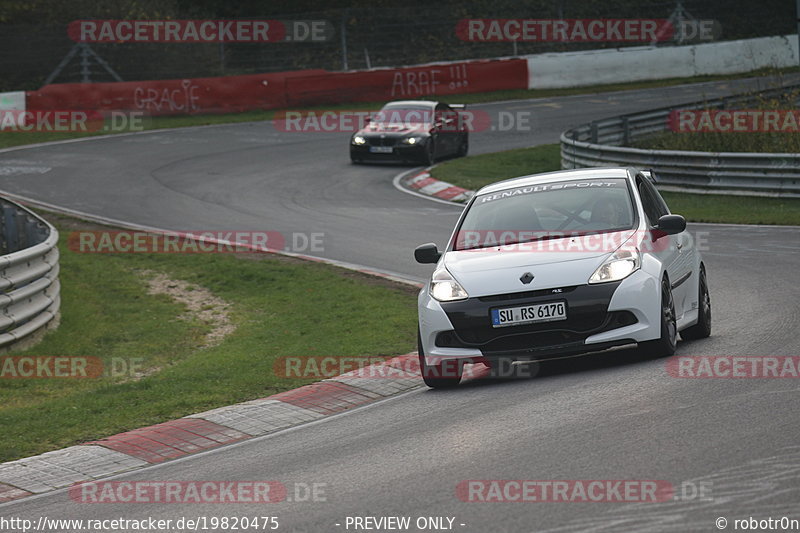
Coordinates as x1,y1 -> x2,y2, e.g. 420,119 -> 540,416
0,75 -> 795,281
1,76 -> 799,532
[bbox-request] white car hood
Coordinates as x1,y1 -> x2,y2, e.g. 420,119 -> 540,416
444,231 -> 634,297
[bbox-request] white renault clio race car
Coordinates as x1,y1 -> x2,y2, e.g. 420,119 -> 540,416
414,167 -> 711,388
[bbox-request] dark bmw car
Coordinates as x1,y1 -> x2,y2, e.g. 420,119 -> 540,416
350,100 -> 469,165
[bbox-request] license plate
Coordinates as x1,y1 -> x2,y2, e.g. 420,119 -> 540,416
369,146 -> 393,153
491,301 -> 567,328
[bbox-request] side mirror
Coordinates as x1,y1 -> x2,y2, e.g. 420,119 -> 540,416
655,214 -> 686,235
414,243 -> 442,264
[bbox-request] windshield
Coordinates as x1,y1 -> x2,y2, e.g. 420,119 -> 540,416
373,105 -> 433,125
454,178 -> 636,250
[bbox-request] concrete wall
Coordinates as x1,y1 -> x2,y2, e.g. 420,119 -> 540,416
527,34 -> 800,89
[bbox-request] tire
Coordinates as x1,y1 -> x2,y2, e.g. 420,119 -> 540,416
423,139 -> 436,166
638,277 -> 677,358
418,329 -> 461,388
457,136 -> 469,157
681,266 -> 711,340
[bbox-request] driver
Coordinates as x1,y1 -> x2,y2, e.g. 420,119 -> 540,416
591,196 -> 626,227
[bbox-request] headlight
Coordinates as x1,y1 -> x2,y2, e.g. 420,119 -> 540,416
589,248 -> 640,284
401,136 -> 423,145
430,267 -> 469,301
352,135 -> 366,145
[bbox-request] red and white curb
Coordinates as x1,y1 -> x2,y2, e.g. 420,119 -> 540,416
402,169 -> 474,202
0,180 -> 498,505
0,190 -> 431,505
0,354 -> 425,503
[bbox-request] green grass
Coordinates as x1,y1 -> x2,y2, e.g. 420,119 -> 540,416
432,144 -> 562,191
634,85 -> 800,154
634,131 -> 800,154
0,215 -> 418,462
658,191 -> 800,225
631,132 -> 800,154
0,109 -> 278,149
1,66 -> 796,150
430,143 -> 800,225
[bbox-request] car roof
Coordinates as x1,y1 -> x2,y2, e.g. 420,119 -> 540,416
476,167 -> 633,195
382,100 -> 437,108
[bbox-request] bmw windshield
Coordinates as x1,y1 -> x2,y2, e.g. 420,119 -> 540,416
372,104 -> 433,126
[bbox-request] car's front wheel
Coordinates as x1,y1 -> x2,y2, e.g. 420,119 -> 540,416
681,266 -> 711,340
457,136 -> 469,157
638,277 -> 677,358
423,140 -> 436,166
418,329 -> 461,388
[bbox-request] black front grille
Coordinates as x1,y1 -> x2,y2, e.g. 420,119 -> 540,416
438,282 -> 634,356
436,310 -> 637,354
478,286 -> 578,303
367,137 -> 398,147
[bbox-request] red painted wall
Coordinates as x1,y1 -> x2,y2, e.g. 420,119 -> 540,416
26,59 -> 527,115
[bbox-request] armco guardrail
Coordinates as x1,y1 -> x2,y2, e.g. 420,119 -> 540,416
561,84 -> 800,196
0,197 -> 60,350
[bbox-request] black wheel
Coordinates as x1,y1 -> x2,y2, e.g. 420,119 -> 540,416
457,136 -> 469,157
638,277 -> 677,358
681,266 -> 711,340
418,329 -> 461,388
423,139 -> 436,166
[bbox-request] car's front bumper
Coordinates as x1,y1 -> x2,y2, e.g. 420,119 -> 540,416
350,143 -> 427,162
418,269 -> 661,364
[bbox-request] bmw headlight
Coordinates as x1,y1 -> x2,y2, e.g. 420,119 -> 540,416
401,136 -> 424,145
589,248 -> 640,284
352,135 -> 366,145
430,267 -> 469,302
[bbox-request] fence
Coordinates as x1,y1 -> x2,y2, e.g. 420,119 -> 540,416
0,0 -> 794,92
560,84 -> 800,196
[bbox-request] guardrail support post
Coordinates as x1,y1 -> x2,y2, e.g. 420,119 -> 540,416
3,206 -> 18,254
621,117 -> 630,145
